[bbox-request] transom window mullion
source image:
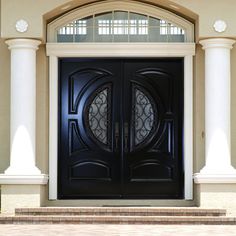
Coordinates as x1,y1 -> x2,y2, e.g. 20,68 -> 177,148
56,10 -> 188,43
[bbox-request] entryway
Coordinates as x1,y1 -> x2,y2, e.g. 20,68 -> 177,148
58,58 -> 183,199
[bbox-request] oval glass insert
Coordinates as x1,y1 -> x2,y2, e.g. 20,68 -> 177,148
133,86 -> 157,146
88,87 -> 111,145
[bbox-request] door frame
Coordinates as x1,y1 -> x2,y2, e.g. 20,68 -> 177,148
46,42 -> 195,200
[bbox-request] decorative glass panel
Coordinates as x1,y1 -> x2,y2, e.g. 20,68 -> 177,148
133,87 -> 157,146
88,88 -> 110,145
56,11 -> 186,43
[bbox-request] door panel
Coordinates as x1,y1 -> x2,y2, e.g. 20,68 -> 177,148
58,58 -> 183,199
59,59 -> 122,198
122,60 -> 183,198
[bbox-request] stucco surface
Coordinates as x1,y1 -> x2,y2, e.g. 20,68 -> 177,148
0,0 -> 236,210
36,45 -> 49,174
1,0 -> 236,39
0,39 -> 10,173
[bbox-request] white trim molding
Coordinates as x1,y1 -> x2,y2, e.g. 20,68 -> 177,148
46,42 -> 195,200
49,55 -> 58,199
47,43 -> 195,57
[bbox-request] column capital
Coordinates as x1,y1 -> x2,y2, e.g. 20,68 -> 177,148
5,38 -> 41,50
199,38 -> 236,50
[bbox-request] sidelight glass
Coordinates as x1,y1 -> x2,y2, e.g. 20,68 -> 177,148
57,11 -> 186,43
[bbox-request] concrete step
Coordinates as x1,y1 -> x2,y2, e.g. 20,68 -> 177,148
15,207 -> 226,217
0,215 -> 235,225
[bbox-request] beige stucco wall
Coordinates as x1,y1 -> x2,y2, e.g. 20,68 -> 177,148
193,44 -> 205,173
231,46 -> 236,168
0,38 -> 10,173
1,0 -> 236,40
36,45 -> 49,174
1,0 -> 236,207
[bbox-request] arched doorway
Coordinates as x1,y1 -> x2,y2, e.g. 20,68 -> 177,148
46,0 -> 195,200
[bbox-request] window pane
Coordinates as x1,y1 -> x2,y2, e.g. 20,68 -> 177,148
113,11 -> 128,42
94,12 -> 113,42
149,17 -> 160,27
56,11 -> 186,43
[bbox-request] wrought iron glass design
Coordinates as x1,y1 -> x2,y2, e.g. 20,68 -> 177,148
88,87 -> 110,145
133,87 -> 156,145
57,11 -> 186,42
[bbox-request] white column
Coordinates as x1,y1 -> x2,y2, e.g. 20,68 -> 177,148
0,39 -> 48,184
194,38 -> 236,183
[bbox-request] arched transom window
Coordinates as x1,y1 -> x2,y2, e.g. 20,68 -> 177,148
47,1 -> 194,43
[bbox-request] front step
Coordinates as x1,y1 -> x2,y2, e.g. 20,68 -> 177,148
0,215 -> 236,225
0,207 -> 235,225
15,207 -> 226,217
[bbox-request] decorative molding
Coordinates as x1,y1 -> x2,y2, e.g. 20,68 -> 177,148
49,56 -> 58,199
5,38 -> 41,50
46,43 -> 196,57
0,174 -> 49,185
15,19 -> 29,33
194,173 -> 236,184
46,42 -> 195,200
184,55 -> 193,200
199,38 -> 236,50
213,20 -> 227,33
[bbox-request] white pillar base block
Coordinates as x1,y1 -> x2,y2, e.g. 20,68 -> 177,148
195,184 -> 236,215
1,185 -> 46,214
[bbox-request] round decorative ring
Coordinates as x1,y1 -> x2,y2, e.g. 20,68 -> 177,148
15,19 -> 29,33
213,20 -> 227,33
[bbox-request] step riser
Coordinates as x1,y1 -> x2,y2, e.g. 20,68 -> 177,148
15,208 -> 227,217
1,208 -> 232,225
0,219 -> 236,225
15,212 -> 225,217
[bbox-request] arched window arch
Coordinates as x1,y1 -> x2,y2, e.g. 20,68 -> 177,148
47,1 -> 194,43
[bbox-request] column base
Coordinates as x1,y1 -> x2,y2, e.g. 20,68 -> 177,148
0,174 -> 48,213
4,165 -> 42,175
1,184 -> 47,214
0,174 -> 48,184
194,165 -> 236,184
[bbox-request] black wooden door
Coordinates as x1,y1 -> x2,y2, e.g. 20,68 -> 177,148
58,58 -> 183,199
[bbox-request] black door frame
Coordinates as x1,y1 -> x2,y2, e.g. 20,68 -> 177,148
58,58 -> 184,199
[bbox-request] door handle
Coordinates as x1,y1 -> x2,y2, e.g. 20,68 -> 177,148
124,122 -> 129,152
115,122 -> 119,151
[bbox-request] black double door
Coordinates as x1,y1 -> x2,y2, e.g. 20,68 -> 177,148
59,58 -> 183,199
